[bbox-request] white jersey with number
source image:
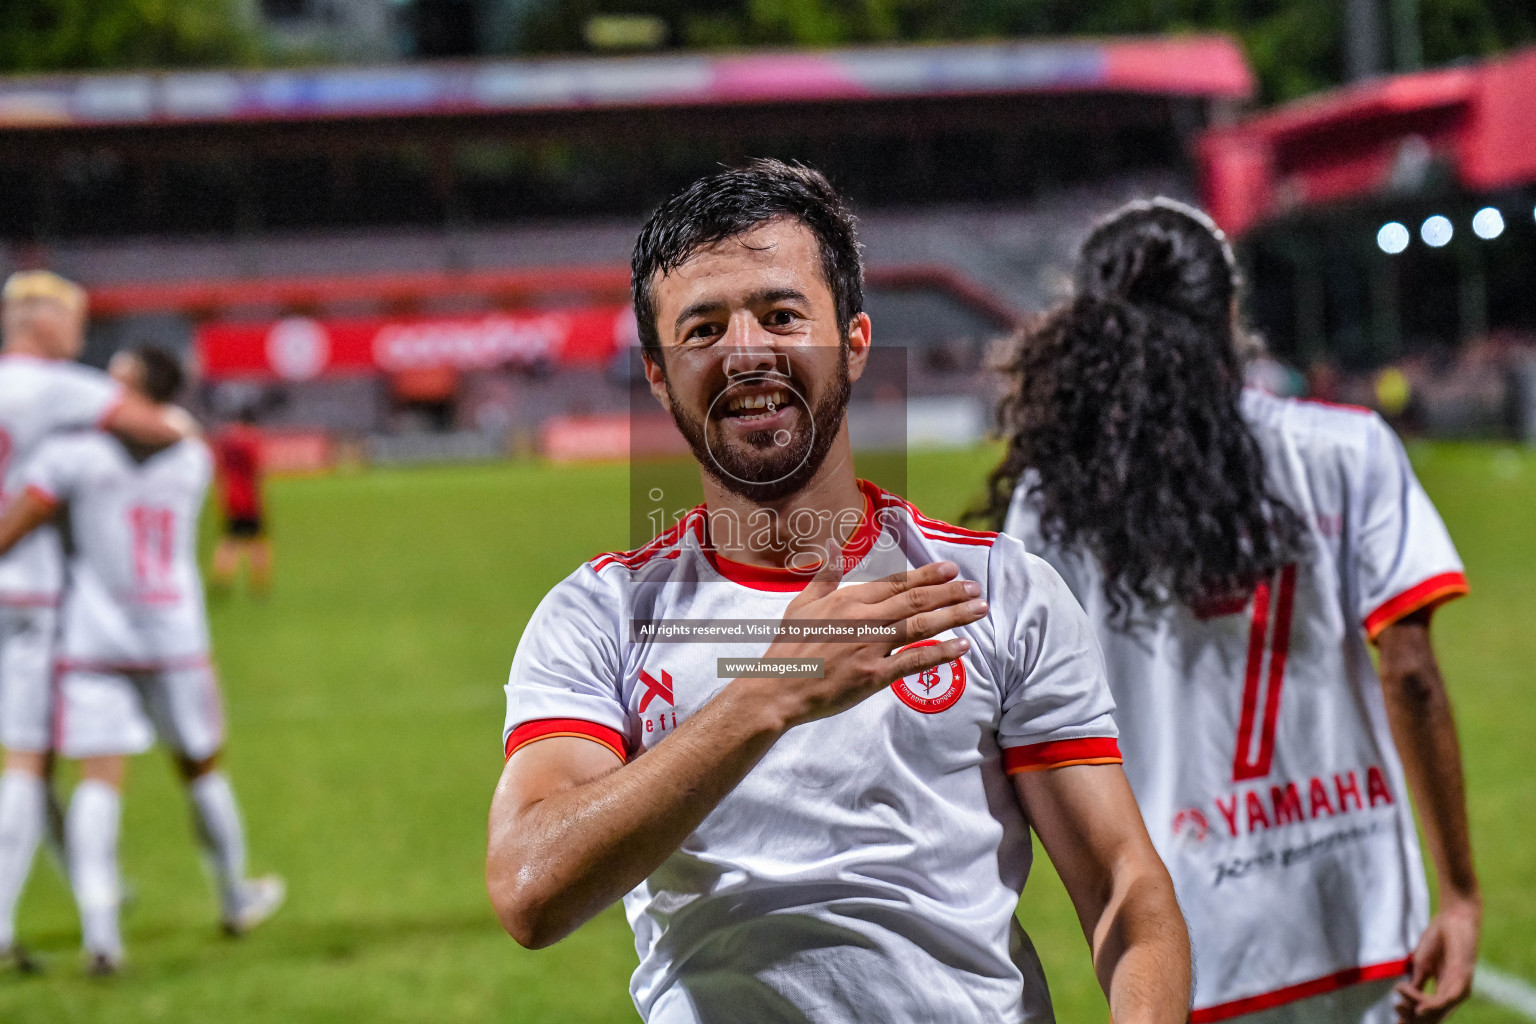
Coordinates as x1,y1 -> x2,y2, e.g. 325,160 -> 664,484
21,432 -> 212,668
503,479 -> 1122,1024
1005,390 -> 1468,1021
0,354 -> 123,605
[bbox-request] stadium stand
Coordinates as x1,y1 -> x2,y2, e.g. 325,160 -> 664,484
0,37 -> 1231,457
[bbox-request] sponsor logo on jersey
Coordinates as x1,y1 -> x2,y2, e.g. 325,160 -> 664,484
1209,765 -> 1395,838
890,640 -> 966,714
637,668 -> 680,739
637,668 -> 673,711
1171,807 -> 1211,843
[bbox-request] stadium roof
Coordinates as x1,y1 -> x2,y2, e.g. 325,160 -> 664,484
1200,45 -> 1536,236
0,35 -> 1251,130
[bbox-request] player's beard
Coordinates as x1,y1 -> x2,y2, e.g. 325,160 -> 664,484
665,349 -> 851,504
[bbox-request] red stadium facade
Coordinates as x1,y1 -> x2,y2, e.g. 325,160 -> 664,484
1200,47 -> 1536,239
1197,47 -> 1536,440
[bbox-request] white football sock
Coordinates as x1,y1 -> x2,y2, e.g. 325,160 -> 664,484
66,780 -> 123,959
189,772 -> 248,918
0,770 -> 46,950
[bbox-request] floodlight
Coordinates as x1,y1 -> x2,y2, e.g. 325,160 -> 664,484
1472,207 -> 1505,240
1421,216 -> 1453,248
1376,222 -> 1410,254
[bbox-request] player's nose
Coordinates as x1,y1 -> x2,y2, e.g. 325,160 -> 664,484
719,319 -> 784,377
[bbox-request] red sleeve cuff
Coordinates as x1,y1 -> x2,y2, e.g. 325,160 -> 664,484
1003,737 -> 1122,775
1363,571 -> 1469,642
504,718 -> 627,764
23,484 -> 58,509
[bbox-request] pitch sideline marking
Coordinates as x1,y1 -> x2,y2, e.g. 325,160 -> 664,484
1478,962 -> 1536,1021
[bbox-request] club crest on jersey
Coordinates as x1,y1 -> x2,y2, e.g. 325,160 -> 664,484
890,640 -> 966,714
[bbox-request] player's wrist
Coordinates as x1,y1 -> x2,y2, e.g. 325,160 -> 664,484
719,675 -> 798,737
1437,886 -> 1482,918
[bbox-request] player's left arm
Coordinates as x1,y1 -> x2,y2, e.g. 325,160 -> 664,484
0,487 -> 58,557
1014,764 -> 1191,1024
1377,609 -> 1480,1024
1352,415 -> 1478,1024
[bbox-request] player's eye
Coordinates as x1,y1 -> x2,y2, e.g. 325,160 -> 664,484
763,309 -> 802,330
683,322 -> 724,344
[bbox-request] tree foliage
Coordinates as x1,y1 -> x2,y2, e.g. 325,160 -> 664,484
1,0 -> 1530,104
0,0 -> 259,74
519,0 -> 1536,102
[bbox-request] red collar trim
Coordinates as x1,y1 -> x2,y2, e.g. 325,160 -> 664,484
703,479 -> 884,592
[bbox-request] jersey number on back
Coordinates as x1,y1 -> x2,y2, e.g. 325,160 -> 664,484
128,505 -> 176,594
1232,565 -> 1298,782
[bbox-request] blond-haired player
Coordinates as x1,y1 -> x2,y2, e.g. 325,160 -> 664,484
0,272 -> 195,971
0,346 -> 283,973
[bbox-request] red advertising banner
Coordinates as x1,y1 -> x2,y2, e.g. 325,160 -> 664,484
195,305 -> 636,381
259,431 -> 335,475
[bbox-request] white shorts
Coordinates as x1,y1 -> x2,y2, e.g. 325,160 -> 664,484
1229,978 -> 1397,1024
56,661 -> 225,763
0,605 -> 59,752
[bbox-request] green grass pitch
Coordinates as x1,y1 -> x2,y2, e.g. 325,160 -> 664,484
4,443 -> 1532,1022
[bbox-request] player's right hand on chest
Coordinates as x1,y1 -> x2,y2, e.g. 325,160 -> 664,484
740,541 -> 985,728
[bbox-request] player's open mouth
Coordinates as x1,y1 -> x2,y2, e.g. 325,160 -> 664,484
723,389 -> 789,422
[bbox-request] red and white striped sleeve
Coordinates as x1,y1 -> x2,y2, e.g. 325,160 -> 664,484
1354,415 -> 1468,642
990,535 -> 1122,774
502,564 -> 632,764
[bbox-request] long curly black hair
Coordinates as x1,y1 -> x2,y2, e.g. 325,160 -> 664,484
972,199 -> 1306,622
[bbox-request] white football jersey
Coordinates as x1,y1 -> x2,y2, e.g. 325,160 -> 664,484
504,480 -> 1122,1024
21,432 -> 212,668
0,354 -> 123,603
1005,390 -> 1468,1021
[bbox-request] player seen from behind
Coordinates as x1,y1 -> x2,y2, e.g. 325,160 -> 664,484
979,199 -> 1478,1024
0,272 -> 197,972
0,346 -> 284,974
486,161 -> 1191,1023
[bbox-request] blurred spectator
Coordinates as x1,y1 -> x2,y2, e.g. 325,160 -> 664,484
1245,354 -> 1305,397
210,410 -> 272,598
1305,359 -> 1341,403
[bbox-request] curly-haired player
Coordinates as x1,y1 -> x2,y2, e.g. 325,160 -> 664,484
981,199 -> 1478,1024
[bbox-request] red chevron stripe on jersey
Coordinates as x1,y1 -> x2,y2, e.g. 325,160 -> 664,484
591,511 -> 703,572
1002,737 -> 1122,774
504,717 -> 627,764
873,492 -> 998,547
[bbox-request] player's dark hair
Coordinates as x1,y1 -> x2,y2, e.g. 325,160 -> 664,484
130,344 -> 185,404
973,198 -> 1306,622
631,159 -> 864,363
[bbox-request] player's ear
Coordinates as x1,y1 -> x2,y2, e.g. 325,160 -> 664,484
845,312 -> 872,384
642,350 -> 672,411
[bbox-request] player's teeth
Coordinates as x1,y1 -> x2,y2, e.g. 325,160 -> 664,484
727,392 -> 787,414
